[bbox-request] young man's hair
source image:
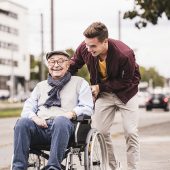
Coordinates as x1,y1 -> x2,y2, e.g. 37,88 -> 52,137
83,22 -> 108,42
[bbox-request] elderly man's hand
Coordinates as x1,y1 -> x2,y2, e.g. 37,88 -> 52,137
64,111 -> 76,120
31,116 -> 48,128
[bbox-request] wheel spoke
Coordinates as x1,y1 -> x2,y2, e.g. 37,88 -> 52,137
84,129 -> 108,170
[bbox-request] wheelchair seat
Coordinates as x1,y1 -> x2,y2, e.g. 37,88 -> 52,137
19,114 -> 108,170
29,115 -> 91,161
30,114 -> 91,150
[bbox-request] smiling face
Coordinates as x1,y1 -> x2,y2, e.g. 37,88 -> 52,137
47,54 -> 69,80
85,37 -> 108,57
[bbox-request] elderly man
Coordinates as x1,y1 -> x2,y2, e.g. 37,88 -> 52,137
12,51 -> 94,170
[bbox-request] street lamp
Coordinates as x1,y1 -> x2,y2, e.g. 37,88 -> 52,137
50,0 -> 54,51
118,10 -> 121,40
40,13 -> 45,80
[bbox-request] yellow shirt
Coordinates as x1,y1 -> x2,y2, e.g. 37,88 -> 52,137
98,59 -> 107,81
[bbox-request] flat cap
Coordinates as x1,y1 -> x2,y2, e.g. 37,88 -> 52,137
46,50 -> 70,60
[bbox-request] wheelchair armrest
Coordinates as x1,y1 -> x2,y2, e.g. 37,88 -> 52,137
76,114 -> 91,122
74,114 -> 91,146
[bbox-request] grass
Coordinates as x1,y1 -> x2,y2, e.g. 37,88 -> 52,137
0,108 -> 22,118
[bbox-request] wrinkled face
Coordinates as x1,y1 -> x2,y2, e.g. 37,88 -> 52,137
85,37 -> 108,57
47,54 -> 69,80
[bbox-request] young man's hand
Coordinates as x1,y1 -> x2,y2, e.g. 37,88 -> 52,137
31,116 -> 48,128
91,85 -> 99,101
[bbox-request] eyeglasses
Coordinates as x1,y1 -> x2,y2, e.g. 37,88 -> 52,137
48,58 -> 69,66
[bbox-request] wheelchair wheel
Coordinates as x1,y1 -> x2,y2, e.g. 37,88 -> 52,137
84,128 -> 108,170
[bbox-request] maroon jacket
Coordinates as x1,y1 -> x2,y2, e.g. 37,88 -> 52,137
70,39 -> 141,104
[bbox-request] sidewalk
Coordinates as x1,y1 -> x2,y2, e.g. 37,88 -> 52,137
112,121 -> 170,170
0,101 -> 23,109
110,109 -> 170,170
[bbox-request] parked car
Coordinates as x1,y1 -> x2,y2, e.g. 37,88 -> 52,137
138,91 -> 149,108
146,93 -> 169,111
0,89 -> 9,100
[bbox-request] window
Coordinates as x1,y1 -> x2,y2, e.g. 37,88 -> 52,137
0,41 -> 19,51
0,76 -> 9,90
0,58 -> 18,67
0,8 -> 18,19
0,24 -> 18,35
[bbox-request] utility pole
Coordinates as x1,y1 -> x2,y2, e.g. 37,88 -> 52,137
10,47 -> 14,101
40,13 -> 45,80
51,0 -> 54,51
118,10 -> 121,40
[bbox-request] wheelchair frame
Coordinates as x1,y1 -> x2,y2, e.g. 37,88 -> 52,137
11,115 -> 108,170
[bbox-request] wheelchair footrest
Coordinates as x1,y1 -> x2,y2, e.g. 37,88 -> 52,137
30,149 -> 49,160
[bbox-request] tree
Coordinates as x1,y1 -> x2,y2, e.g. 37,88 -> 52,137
123,0 -> 170,28
139,66 -> 165,87
30,54 -> 41,80
66,48 -> 90,82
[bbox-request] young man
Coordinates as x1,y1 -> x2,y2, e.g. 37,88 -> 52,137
12,51 -> 94,170
69,22 -> 141,170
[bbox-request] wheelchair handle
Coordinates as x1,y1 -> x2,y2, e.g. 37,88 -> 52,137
76,114 -> 91,122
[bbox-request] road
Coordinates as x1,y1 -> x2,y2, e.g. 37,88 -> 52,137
0,108 -> 170,170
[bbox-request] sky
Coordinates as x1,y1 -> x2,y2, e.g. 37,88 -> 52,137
15,0 -> 170,78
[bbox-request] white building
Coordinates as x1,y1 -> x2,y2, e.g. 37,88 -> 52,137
0,0 -> 30,98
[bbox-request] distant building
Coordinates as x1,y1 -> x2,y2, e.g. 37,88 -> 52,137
0,0 -> 30,98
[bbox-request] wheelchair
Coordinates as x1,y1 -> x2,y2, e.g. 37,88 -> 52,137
18,115 -> 108,170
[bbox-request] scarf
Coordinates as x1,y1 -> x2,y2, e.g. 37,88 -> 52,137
44,72 -> 71,108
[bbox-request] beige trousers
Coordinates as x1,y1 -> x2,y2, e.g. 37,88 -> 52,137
91,92 -> 140,170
